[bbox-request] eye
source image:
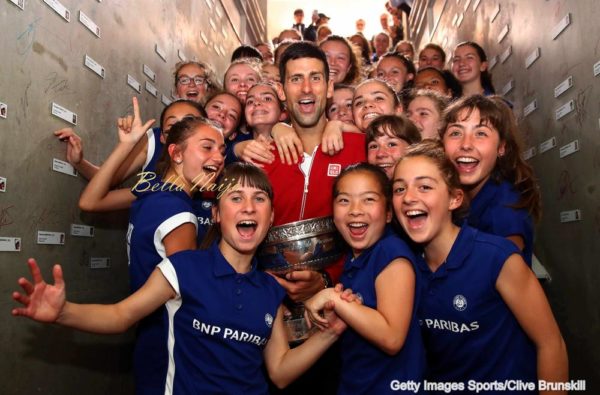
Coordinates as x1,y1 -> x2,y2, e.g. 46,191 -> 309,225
311,74 -> 322,82
475,129 -> 489,137
229,77 -> 239,83
387,141 -> 398,148
246,98 -> 255,106
353,99 -> 364,108
376,71 -> 385,78
446,128 -> 461,137
419,111 -> 430,117
367,142 -> 378,150
335,196 -> 349,204
255,195 -> 266,202
393,185 -> 406,194
418,184 -> 432,192
264,95 -> 274,102
329,105 -> 338,114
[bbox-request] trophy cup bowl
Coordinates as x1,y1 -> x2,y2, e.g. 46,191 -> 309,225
257,216 -> 345,343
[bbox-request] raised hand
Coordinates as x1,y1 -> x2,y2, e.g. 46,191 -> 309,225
237,135 -> 275,167
12,259 -> 66,323
117,97 -> 155,145
54,128 -> 83,166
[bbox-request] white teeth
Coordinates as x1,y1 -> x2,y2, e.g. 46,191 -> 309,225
212,121 -> 224,128
456,157 -> 478,163
377,163 -> 393,168
203,165 -> 218,172
348,222 -> 367,228
406,210 -> 426,217
299,99 -> 314,104
238,220 -> 257,226
363,112 -> 380,120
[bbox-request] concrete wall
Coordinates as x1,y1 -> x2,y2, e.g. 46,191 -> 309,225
0,0 -> 264,393
409,0 -> 600,391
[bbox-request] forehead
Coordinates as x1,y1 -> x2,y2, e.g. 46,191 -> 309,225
178,64 -> 204,76
248,84 -> 276,96
321,40 -> 348,53
207,94 -> 241,110
165,102 -> 201,117
395,156 -> 438,178
226,63 -> 258,76
376,34 -> 389,41
356,80 -> 391,95
338,171 -> 384,192
421,48 -> 441,57
409,96 -> 436,109
190,124 -> 225,142
397,43 -> 412,52
378,57 -> 405,69
454,45 -> 478,57
333,88 -> 353,99
285,57 -> 326,75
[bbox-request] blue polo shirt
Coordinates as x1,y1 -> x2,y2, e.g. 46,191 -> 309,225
143,127 -> 164,172
191,192 -> 216,244
127,185 -> 197,395
417,226 -> 536,393
466,179 -> 533,266
157,245 -> 286,394
338,234 -> 427,394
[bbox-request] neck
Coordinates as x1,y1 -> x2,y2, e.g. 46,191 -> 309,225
163,169 -> 192,196
291,115 -> 327,154
461,80 -> 485,96
219,239 -> 254,274
423,222 -> 460,272
465,175 -> 490,199
252,125 -> 274,140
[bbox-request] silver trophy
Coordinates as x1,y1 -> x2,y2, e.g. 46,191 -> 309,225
257,216 -> 345,343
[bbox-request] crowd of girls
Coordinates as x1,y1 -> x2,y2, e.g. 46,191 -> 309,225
11,11 -> 568,394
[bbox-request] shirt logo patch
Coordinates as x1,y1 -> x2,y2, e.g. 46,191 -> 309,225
264,313 -> 274,328
327,164 -> 341,177
453,294 -> 467,311
201,201 -> 213,209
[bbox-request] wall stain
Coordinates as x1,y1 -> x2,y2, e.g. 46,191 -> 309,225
0,205 -> 15,229
33,42 -> 68,72
574,86 -> 592,129
44,72 -> 73,99
16,17 -> 42,58
557,170 -> 576,200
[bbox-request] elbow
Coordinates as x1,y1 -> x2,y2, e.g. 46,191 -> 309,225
380,337 -> 406,356
78,197 -> 95,212
268,372 -> 290,390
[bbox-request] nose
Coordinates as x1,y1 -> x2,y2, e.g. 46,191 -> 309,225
460,133 -> 473,150
301,78 -> 311,93
241,196 -> 256,213
375,147 -> 388,159
348,199 -> 363,216
402,186 -> 416,204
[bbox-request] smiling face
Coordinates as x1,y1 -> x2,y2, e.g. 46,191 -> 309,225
374,33 -> 390,56
376,56 -> 413,93
418,47 -> 445,70
353,80 -> 400,131
327,87 -> 354,124
283,57 -> 332,129
244,84 -> 282,130
392,156 -> 462,245
204,94 -> 242,138
320,40 -> 351,84
407,96 -> 443,140
161,102 -> 204,143
451,44 -> 487,85
367,130 -> 410,179
224,63 -> 261,104
333,171 -> 391,257
175,64 -> 209,103
171,124 -> 225,188
442,108 -> 505,196
214,183 -> 273,258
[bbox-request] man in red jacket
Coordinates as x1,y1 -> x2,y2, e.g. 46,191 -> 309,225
262,41 -> 366,301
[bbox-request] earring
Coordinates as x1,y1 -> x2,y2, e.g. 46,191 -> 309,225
175,159 -> 182,164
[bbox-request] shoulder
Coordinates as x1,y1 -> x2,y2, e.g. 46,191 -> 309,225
341,131 -> 366,145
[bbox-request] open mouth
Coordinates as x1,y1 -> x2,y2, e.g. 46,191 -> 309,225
363,112 -> 381,121
186,90 -> 199,99
237,220 -> 257,238
298,98 -> 316,113
348,222 -> 368,238
405,209 -> 427,229
202,165 -> 219,174
455,156 -> 479,172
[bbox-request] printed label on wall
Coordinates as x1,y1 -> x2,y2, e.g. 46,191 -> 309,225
554,76 -> 573,98
84,54 -> 105,78
43,0 -> 71,22
9,0 -> 24,10
560,209 -> 581,223
538,137 -> 557,154
155,44 -> 167,62
0,237 -> 21,252
90,257 -> 111,268
555,100 -> 575,120
51,102 -> 77,125
551,13 -> 571,40
559,140 -> 579,158
79,11 -> 100,37
143,64 -> 156,81
70,224 -> 95,237
0,102 -> 7,119
37,231 -> 65,245
127,75 -> 141,93
52,158 -> 78,177
145,81 -> 158,97
523,99 -> 538,117
525,47 -> 541,69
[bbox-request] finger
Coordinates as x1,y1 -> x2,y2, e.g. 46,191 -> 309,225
52,264 -> 64,289
292,140 -> 303,164
278,142 -> 293,165
12,291 -> 30,307
334,283 -> 344,293
132,97 -> 141,121
141,119 -> 156,131
27,258 -> 43,284
286,270 -> 312,282
17,277 -> 34,295
303,310 -> 313,329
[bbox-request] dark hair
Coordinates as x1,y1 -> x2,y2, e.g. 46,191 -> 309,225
441,95 -> 541,221
454,41 -> 495,94
159,99 -> 206,131
414,67 -> 462,99
349,34 -> 373,66
333,163 -> 392,210
319,35 -> 362,84
394,40 -> 415,57
231,45 -> 263,62
200,162 -> 274,249
365,114 -> 421,148
398,139 -> 467,223
294,8 -> 303,16
273,39 -> 295,65
419,43 -> 446,64
154,117 -> 221,178
327,83 -> 355,115
279,41 -> 330,84
378,51 -> 416,93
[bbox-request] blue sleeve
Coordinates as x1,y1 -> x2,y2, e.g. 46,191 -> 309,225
479,234 -> 522,286
371,235 -> 417,278
487,203 -> 533,243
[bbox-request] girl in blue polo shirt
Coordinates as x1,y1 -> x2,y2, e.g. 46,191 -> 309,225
79,100 -> 225,394
441,95 -> 540,265
12,163 -> 345,395
305,163 -> 426,394
392,140 -> 567,393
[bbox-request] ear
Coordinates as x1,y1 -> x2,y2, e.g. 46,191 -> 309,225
395,103 -> 404,115
212,205 -> 221,224
479,61 -> 488,73
385,208 -> 393,224
406,73 -> 415,82
326,77 -> 334,99
168,143 -> 183,165
497,140 -> 506,157
448,188 -> 464,211
270,209 -> 274,227
274,82 -> 286,102
278,109 -> 288,122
